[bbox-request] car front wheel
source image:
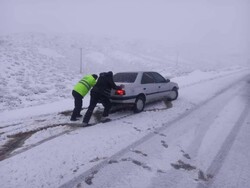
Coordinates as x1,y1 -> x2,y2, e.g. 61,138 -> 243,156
133,95 -> 145,113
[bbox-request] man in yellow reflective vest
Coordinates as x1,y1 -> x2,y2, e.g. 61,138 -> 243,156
70,74 -> 98,121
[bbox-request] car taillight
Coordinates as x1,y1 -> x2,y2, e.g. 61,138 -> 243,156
115,89 -> 126,95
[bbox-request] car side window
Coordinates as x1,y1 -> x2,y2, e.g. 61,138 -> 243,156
149,72 -> 167,83
141,73 -> 155,84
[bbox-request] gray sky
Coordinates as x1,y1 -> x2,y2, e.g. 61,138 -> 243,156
0,0 -> 249,62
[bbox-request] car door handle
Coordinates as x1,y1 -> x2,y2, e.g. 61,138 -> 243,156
158,86 -> 161,88
143,88 -> 146,90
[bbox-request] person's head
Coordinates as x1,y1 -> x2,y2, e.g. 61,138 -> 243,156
92,74 -> 98,80
108,71 -> 113,76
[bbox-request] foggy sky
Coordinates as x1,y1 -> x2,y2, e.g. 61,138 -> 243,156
0,0 -> 249,61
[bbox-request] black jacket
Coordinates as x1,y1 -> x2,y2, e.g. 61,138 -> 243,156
91,72 -> 121,98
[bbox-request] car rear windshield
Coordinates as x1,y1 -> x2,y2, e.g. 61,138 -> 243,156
113,73 -> 138,83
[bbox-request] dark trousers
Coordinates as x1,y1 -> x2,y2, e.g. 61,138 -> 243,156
83,91 -> 112,123
71,90 -> 83,119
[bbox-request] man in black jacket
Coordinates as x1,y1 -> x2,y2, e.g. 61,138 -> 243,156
82,71 -> 122,126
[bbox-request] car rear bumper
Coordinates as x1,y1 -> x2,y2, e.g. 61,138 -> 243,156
110,95 -> 136,104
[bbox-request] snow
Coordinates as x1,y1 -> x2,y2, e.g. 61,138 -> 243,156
38,47 -> 65,58
0,35 -> 249,187
0,1 -> 250,187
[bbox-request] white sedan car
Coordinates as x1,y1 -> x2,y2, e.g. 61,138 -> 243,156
110,71 -> 179,113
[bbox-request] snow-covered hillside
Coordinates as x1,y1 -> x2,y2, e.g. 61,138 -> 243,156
1,33 -> 248,113
0,33 -> 205,112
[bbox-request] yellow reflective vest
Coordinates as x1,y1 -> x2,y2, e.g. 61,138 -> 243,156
73,75 -> 97,97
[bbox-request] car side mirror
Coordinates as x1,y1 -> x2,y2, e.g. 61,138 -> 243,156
166,79 -> 170,83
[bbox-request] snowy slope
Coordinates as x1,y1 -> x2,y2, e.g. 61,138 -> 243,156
0,33 -> 196,113
1,33 -> 247,113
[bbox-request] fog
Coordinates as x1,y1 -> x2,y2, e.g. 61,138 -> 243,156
0,0 -> 249,63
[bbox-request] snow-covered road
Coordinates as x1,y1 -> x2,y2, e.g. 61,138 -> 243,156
0,69 -> 250,188
59,71 -> 250,188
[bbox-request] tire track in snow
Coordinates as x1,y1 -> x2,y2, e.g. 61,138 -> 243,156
196,85 -> 250,188
58,74 -> 249,188
0,112 -> 135,161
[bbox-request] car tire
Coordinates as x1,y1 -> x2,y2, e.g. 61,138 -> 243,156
133,95 -> 145,113
170,87 -> 178,101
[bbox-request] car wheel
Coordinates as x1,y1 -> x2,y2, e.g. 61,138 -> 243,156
170,88 -> 178,100
133,95 -> 145,113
